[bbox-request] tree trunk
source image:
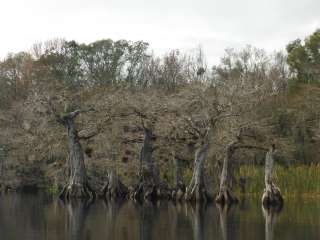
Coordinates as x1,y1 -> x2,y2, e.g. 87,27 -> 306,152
262,145 -> 283,207
185,142 -> 211,202
215,142 -> 238,205
140,127 -> 159,184
102,169 -> 128,199
0,147 -> 4,192
131,128 -> 169,200
171,156 -> 186,200
0,147 -> 3,179
59,116 -> 95,200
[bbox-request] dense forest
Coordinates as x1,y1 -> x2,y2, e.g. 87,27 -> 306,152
0,29 -> 319,204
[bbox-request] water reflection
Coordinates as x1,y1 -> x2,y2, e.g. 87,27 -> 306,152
64,199 -> 92,240
217,204 -> 228,240
189,203 -> 206,240
137,201 -> 160,240
262,205 -> 282,240
0,193 -> 320,240
217,203 -> 239,240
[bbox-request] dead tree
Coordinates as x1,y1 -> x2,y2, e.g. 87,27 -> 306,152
262,144 -> 283,207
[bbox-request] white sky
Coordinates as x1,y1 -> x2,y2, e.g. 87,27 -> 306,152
0,0 -> 319,65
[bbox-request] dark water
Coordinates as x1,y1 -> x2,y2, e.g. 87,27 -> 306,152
0,193 -> 319,240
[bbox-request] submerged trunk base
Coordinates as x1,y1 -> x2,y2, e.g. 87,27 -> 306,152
185,183 -> 211,202
215,189 -> 238,205
131,127 -> 170,201
102,172 -> 128,200
262,145 -> 283,207
59,182 -> 95,200
185,142 -> 211,203
171,183 -> 186,201
102,184 -> 128,199
130,181 -> 170,201
262,184 -> 283,207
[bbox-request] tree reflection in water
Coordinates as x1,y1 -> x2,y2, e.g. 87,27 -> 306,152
63,199 -> 93,240
1,194 -> 320,240
136,200 -> 160,240
216,203 -> 237,240
262,205 -> 283,240
103,198 -> 126,239
189,203 -> 206,240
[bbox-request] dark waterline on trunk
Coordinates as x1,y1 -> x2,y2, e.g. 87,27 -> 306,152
0,193 -> 319,240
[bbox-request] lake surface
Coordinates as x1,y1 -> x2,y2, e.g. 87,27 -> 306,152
0,193 -> 319,240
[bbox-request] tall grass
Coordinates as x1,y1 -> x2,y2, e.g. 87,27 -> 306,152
237,165 -> 320,197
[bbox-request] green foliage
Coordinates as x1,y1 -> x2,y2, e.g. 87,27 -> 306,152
287,77 -> 303,93
183,167 -> 193,185
36,39 -> 150,87
292,122 -> 314,164
286,29 -> 320,83
46,179 -> 60,195
271,101 -> 318,165
272,109 -> 293,137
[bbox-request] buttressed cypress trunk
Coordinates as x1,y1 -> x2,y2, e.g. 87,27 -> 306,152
141,127 -> 159,184
59,111 -> 95,200
262,144 -> 283,207
171,156 -> 186,200
102,168 -> 128,199
131,127 -> 169,200
215,139 -> 239,205
185,141 -> 211,201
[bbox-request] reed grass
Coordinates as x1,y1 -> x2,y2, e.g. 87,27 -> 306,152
237,164 -> 320,197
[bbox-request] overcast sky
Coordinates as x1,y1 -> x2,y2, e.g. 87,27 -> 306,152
0,0 -> 319,64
